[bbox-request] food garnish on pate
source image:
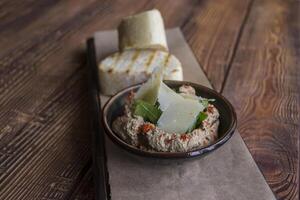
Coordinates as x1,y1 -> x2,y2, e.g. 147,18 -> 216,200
112,69 -> 219,152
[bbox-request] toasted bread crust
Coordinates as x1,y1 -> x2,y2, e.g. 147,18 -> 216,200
98,50 -> 183,95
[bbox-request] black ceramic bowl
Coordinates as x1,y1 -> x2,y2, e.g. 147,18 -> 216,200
103,80 -> 237,159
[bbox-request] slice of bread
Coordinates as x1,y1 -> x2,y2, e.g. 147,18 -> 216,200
99,50 -> 183,95
118,9 -> 168,52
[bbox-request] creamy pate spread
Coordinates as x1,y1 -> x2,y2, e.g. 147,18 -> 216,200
112,85 -> 220,152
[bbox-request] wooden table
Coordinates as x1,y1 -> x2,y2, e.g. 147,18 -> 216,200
0,0 -> 298,199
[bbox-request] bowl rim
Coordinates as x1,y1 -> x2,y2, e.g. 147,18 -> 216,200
102,80 -> 237,158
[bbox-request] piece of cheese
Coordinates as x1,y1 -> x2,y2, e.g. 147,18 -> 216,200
134,67 -> 163,105
118,9 -> 168,51
157,82 -> 183,111
157,98 -> 205,134
98,50 -> 183,95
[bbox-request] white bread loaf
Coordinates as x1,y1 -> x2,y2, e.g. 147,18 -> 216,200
98,50 -> 183,95
118,9 -> 168,51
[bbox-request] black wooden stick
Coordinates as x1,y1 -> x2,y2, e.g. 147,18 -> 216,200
86,38 -> 110,200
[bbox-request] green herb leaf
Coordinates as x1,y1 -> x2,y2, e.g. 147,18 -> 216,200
197,112 -> 208,123
187,112 -> 208,132
133,100 -> 162,123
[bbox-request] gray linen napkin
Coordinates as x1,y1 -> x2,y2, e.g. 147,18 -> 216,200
94,28 -> 276,200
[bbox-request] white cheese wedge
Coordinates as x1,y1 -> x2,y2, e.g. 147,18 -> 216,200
118,9 -> 168,51
158,82 -> 183,111
134,67 -> 163,104
157,98 -> 204,134
98,50 -> 183,95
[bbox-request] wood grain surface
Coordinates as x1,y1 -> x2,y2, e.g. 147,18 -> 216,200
222,1 -> 300,199
0,0 -> 298,199
182,0 -> 253,92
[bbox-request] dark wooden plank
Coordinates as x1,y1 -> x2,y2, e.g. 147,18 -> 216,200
182,0 -> 253,92
147,0 -> 198,28
221,0 -> 299,199
85,38 -> 109,200
0,0 -> 99,55
70,169 -> 95,200
0,66 -> 91,199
